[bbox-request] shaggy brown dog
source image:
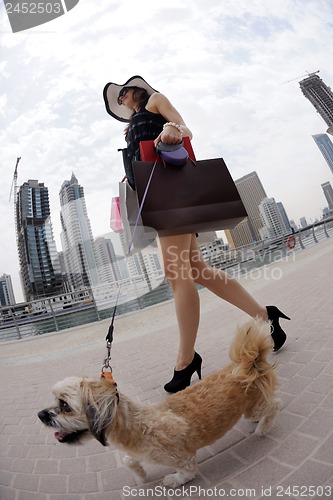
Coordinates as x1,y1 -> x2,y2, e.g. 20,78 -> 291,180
38,318 -> 281,487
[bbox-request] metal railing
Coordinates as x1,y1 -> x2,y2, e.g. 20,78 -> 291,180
1,217 -> 332,342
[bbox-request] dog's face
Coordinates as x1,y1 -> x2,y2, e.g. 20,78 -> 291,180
38,376 -> 119,446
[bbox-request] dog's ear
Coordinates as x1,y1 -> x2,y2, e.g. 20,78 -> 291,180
85,404 -> 109,446
81,380 -> 118,446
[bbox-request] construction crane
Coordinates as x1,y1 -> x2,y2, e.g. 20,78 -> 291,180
9,157 -> 21,203
280,70 -> 320,86
9,157 -> 21,257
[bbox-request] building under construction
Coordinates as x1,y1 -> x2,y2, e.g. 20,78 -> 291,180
299,72 -> 333,135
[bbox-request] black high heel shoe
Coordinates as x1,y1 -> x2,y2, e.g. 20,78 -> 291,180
164,352 -> 202,393
266,305 -> 290,352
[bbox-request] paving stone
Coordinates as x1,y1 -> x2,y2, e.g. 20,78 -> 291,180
314,431 -> 333,464
34,459 -> 59,474
298,408 -> 333,438
58,457 -> 87,474
270,432 -> 320,466
198,451 -> 244,483
18,492 -> 47,500
85,492 -> 122,500
100,467 -> 137,491
50,496 -> 81,500
39,475 -> 67,494
11,458 -> 35,473
1,238 -> 333,498
88,451 -> 117,471
0,486 -> 16,500
13,472 -> 40,491
233,457 -> 293,489
298,361 -> 326,378
68,473 -> 98,494
232,435 -> 278,463
279,375 -> 313,395
0,470 -> 14,487
287,391 -> 325,416
278,459 -> 333,488
308,374 -> 333,394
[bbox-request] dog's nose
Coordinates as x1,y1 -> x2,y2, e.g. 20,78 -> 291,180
38,409 -> 52,423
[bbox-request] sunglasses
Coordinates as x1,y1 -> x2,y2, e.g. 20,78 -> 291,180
117,87 -> 130,105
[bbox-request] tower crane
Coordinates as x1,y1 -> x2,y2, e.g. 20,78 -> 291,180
9,157 -> 21,254
280,70 -> 320,86
9,157 -> 21,203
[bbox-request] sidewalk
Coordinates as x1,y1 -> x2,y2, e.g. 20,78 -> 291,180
0,239 -> 332,500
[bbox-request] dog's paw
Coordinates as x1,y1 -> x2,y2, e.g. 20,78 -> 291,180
124,456 -> 146,479
163,472 -> 194,488
163,473 -> 183,488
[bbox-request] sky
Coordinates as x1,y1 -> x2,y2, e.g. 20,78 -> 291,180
1,0 -> 333,303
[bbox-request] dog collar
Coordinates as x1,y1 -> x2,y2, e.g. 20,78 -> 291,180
101,371 -> 120,404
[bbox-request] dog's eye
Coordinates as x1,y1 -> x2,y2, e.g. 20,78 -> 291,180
59,400 -> 72,413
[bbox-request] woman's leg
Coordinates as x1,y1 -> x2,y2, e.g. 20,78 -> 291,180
189,235 -> 268,319
159,234 -> 200,370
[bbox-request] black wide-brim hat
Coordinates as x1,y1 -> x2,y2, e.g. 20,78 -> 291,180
103,75 -> 159,122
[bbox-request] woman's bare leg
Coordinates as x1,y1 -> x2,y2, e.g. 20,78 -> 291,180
189,235 -> 268,319
159,234 -> 200,370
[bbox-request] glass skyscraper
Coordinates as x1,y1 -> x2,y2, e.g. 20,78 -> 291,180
0,274 -> 16,306
16,180 -> 63,301
321,181 -> 333,211
312,134 -> 333,174
60,173 -> 99,290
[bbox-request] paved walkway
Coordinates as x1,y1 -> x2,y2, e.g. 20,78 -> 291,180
1,239 -> 333,500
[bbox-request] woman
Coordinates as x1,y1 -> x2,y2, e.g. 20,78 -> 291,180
104,76 -> 290,393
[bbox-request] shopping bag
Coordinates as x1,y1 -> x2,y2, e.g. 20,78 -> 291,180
132,156 -> 247,236
118,180 -> 157,254
139,136 -> 196,163
110,196 -> 122,232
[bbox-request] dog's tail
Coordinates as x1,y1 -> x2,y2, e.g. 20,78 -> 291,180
228,317 -> 278,401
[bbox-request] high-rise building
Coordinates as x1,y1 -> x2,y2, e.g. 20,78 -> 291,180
94,236 -> 122,284
300,217 -> 308,228
60,173 -> 99,290
299,73 -> 333,135
312,134 -> 333,174
259,198 -> 287,238
277,202 -> 292,233
16,180 -> 63,301
321,181 -> 333,211
0,274 -> 16,306
225,171 -> 267,248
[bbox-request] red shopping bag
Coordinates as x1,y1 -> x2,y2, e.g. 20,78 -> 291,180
110,196 -> 122,232
139,136 -> 196,162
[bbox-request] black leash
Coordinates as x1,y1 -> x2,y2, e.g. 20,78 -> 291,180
102,158 -> 158,372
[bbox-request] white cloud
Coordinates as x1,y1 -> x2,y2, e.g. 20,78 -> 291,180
1,0 -> 333,301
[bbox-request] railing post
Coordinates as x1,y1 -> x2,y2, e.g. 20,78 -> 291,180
90,287 -> 100,321
323,220 -> 330,238
312,224 -> 318,244
298,229 -> 305,249
9,308 -> 22,340
47,299 -> 59,332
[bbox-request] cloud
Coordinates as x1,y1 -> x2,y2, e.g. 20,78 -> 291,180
1,0 -> 333,301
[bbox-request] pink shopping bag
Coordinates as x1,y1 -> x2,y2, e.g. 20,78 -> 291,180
110,196 -> 122,232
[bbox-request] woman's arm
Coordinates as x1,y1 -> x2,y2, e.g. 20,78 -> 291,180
146,92 -> 193,145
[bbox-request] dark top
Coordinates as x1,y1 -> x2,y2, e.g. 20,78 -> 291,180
126,108 -> 166,160
122,108 -> 166,188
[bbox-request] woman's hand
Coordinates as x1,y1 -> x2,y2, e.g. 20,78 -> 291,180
154,126 -> 183,147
